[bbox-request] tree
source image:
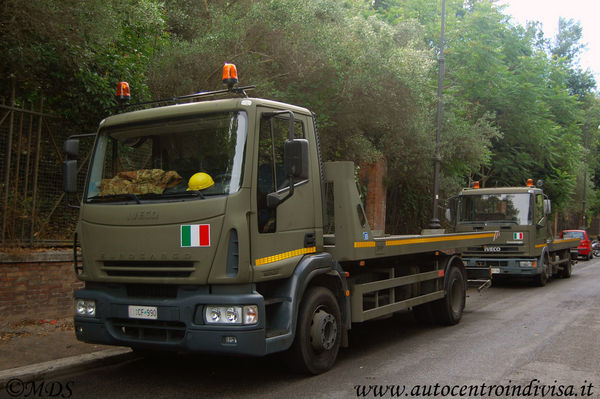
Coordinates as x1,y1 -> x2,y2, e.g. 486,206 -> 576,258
0,0 -> 167,132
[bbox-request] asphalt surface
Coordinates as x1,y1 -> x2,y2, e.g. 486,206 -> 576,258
1,258 -> 599,398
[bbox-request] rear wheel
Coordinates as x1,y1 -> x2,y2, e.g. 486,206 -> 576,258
286,286 -> 341,375
561,257 -> 572,278
560,251 -> 573,278
431,265 -> 465,326
535,256 -> 549,286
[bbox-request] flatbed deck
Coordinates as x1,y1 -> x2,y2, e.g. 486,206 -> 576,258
325,231 -> 498,262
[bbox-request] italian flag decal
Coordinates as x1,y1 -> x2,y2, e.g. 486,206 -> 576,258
514,232 -> 524,240
181,224 -> 210,247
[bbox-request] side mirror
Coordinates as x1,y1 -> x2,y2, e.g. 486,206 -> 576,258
445,208 -> 452,222
284,139 -> 309,180
63,139 -> 79,158
266,192 -> 282,209
63,160 -> 78,193
543,199 -> 552,215
62,139 -> 80,194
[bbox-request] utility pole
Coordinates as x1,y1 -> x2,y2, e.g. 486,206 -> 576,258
581,119 -> 588,229
430,0 -> 446,230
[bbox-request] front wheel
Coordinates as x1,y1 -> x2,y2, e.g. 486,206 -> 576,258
286,286 -> 342,375
535,256 -> 549,286
431,265 -> 466,326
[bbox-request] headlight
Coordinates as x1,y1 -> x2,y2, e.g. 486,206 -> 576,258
204,305 -> 258,325
75,299 -> 96,317
519,261 -> 534,268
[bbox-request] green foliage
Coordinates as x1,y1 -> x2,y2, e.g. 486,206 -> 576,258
2,0 -> 599,233
372,0 -> 598,227
1,0 -> 167,131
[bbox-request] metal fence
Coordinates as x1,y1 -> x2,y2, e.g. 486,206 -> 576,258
1,96 -> 598,247
0,98 -> 92,247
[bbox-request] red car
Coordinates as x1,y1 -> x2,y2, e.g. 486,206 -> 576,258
560,229 -> 592,260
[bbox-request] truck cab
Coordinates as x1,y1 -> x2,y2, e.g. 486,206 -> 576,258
63,64 -> 501,374
450,181 -> 577,286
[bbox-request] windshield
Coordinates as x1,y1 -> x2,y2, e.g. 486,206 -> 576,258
562,231 -> 584,239
457,193 -> 532,225
85,111 -> 248,202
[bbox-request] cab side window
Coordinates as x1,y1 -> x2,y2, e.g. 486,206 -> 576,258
257,116 -> 304,233
535,194 -> 544,225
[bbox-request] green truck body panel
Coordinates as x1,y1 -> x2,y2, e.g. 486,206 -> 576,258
68,94 -> 499,371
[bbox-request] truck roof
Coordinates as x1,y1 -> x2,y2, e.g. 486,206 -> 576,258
99,97 -> 313,129
459,186 -> 542,195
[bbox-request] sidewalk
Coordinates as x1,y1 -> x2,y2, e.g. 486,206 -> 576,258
0,317 -> 132,386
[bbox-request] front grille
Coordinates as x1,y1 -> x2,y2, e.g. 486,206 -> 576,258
126,284 -> 178,299
475,260 -> 508,267
102,261 -> 195,278
109,318 -> 186,343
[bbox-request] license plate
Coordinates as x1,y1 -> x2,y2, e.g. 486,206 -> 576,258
491,267 -> 500,274
128,305 -> 158,320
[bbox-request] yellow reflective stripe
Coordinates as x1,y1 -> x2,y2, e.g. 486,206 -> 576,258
535,243 -> 548,248
353,233 -> 495,248
255,246 -> 316,266
385,233 -> 496,246
354,241 -> 376,248
553,238 -> 580,244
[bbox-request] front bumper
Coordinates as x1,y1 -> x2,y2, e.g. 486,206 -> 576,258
74,283 -> 268,356
464,257 -> 541,279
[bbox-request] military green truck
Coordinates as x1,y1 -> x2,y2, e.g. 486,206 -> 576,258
63,64 -> 499,374
449,181 -> 579,286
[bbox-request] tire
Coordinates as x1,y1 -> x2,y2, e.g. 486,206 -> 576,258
535,256 -> 549,287
593,249 -> 600,258
561,256 -> 572,278
286,286 -> 342,375
431,265 -> 466,326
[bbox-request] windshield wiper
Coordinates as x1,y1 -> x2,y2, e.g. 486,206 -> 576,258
89,193 -> 141,204
154,191 -> 205,199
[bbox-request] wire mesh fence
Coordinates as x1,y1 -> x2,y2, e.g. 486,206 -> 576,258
1,96 -> 598,248
0,98 -> 94,248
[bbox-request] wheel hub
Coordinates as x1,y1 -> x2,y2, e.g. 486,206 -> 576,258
310,309 -> 337,352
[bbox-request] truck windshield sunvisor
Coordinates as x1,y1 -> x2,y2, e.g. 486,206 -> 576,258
457,193 -> 532,225
85,111 -> 248,203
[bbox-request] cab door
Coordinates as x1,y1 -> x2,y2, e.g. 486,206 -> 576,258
250,109 -> 317,281
534,193 -> 548,255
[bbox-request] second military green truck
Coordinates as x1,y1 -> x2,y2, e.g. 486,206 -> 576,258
63,64 -> 499,374
449,181 -> 579,286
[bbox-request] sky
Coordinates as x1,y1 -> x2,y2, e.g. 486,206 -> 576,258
499,0 -> 600,81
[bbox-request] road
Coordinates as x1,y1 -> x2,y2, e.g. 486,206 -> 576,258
38,260 -> 600,398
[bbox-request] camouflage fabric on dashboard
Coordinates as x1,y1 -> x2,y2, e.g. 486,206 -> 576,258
100,169 -> 183,195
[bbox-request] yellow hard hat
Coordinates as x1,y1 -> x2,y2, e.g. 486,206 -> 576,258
187,172 -> 214,191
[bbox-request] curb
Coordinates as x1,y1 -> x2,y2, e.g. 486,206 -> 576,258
0,348 -> 135,389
